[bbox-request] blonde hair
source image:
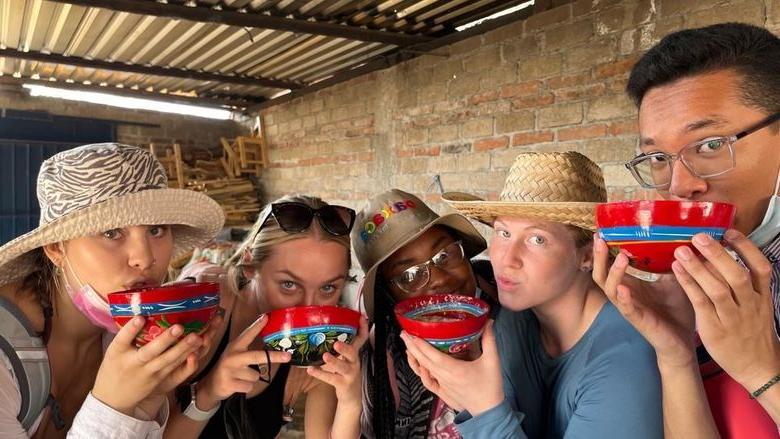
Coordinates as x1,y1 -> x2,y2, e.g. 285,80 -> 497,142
225,195 -> 351,294
567,225 -> 593,248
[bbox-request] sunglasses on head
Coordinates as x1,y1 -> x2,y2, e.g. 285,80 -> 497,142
261,201 -> 356,236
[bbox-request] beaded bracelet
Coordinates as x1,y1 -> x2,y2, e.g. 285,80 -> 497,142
750,374 -> 780,399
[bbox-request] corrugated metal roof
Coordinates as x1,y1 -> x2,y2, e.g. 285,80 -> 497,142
0,0 -> 536,110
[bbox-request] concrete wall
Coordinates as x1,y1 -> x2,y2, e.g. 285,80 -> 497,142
258,0 -> 780,214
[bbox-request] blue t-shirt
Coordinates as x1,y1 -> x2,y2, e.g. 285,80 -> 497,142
456,302 -> 663,439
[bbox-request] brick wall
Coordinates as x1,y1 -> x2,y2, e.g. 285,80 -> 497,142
0,82 -> 247,158
258,0 -> 780,214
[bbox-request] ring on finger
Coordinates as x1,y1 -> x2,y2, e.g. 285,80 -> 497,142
250,363 -> 269,374
249,350 -> 272,383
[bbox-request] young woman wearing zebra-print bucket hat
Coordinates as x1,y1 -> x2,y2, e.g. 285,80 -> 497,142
0,143 -> 224,438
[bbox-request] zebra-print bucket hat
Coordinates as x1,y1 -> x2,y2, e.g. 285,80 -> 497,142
0,143 -> 225,285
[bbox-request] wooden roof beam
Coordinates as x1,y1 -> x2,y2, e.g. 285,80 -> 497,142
0,48 -> 301,90
247,3 -> 534,112
49,0 -> 431,47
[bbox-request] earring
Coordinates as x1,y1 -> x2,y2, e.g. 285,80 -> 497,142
241,248 -> 254,265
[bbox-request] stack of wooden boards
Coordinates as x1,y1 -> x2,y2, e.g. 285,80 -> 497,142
149,136 -> 268,226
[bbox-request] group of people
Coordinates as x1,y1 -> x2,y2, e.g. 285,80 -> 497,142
1,21 -> 779,439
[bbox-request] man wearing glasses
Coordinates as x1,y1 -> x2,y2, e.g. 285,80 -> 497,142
594,22 -> 780,438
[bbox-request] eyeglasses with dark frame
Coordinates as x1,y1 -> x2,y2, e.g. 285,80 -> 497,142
390,240 -> 466,294
625,112 -> 780,189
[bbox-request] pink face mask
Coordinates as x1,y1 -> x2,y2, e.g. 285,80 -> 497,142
62,253 -> 118,334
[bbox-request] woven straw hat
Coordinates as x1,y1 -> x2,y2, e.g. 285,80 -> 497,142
351,189 -> 486,320
442,151 -> 606,231
0,143 -> 225,286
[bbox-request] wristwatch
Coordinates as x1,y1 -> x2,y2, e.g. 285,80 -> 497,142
182,381 -> 220,422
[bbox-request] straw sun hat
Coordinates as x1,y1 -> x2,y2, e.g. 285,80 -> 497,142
0,143 -> 225,285
442,151 -> 607,231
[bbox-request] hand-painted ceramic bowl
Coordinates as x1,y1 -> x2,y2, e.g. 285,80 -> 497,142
108,282 -> 220,348
394,294 -> 489,356
259,306 -> 361,366
596,200 -> 736,273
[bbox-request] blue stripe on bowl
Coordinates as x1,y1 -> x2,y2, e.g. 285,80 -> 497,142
262,324 -> 358,342
404,302 -> 485,319
426,330 -> 483,346
598,225 -> 726,242
109,293 -> 219,316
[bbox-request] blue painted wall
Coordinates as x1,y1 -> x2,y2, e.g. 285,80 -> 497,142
0,110 -> 117,244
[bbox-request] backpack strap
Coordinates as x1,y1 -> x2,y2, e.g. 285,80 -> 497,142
0,297 -> 51,431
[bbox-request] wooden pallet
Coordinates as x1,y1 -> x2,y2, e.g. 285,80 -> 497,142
220,135 -> 268,177
149,143 -> 186,189
148,143 -> 262,226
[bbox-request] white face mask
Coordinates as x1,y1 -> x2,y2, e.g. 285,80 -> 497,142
748,167 -> 780,248
61,249 -> 118,333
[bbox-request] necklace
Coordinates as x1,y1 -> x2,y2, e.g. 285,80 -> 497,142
282,367 -> 311,424
282,404 -> 295,423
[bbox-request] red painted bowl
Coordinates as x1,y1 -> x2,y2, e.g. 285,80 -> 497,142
596,200 -> 736,273
108,282 -> 220,347
259,306 -> 361,366
395,294 -> 489,356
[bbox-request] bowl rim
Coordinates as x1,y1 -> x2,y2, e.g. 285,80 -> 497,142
394,293 -> 489,339
260,305 -> 362,336
107,281 -> 220,304
595,200 -> 736,209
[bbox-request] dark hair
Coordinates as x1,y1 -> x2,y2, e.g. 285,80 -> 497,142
371,277 -> 401,439
627,22 -> 780,114
20,249 -> 57,340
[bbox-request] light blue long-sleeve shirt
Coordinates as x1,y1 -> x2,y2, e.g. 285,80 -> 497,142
455,302 -> 663,439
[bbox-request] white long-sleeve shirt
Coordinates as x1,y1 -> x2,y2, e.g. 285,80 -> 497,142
0,349 -> 168,438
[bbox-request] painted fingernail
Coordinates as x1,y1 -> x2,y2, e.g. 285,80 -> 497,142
693,233 -> 712,246
675,246 -> 693,261
250,314 -> 266,327
724,229 -> 741,241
